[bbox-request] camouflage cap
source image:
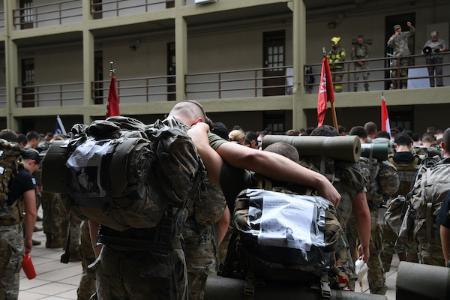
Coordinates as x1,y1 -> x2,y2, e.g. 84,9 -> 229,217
393,25 -> 401,30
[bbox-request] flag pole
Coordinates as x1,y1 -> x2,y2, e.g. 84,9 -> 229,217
322,47 -> 339,130
109,61 -> 115,77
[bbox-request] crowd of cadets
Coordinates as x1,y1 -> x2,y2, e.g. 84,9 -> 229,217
1,116 -> 449,299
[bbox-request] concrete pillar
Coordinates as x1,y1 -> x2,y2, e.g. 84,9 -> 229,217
4,0 -> 19,130
82,29 -> 94,107
175,0 -> 184,8
291,0 -> 307,130
175,16 -> 187,101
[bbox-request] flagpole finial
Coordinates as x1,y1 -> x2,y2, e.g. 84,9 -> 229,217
322,47 -> 326,56
109,61 -> 116,76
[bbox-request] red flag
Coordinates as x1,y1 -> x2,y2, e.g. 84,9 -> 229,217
106,75 -> 120,117
317,56 -> 335,127
381,96 -> 391,135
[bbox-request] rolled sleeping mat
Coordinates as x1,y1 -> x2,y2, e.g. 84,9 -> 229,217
205,275 -> 386,300
41,140 -> 70,193
397,261 -> 450,300
360,143 -> 390,161
262,135 -> 361,163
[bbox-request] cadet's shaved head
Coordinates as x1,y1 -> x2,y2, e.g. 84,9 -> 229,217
169,100 -> 206,126
264,142 -> 299,163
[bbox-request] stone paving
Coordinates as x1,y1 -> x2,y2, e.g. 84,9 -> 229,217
18,221 -> 398,300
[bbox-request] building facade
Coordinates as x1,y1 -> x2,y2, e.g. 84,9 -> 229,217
0,0 -> 449,133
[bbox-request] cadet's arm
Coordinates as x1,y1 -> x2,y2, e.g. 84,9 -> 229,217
408,24 -> 416,35
440,225 -> 450,265
23,190 -> 37,254
216,206 -> 230,245
216,142 -> 341,206
352,191 -> 371,262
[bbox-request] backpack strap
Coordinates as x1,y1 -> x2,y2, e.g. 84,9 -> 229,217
426,202 -> 432,245
320,272 -> 332,299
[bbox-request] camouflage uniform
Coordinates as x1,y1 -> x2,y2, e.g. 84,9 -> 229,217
41,191 -> 68,248
184,181 -> 226,300
300,159 -> 366,289
359,158 -> 399,295
0,224 -> 23,300
77,220 -> 96,300
351,43 -> 370,92
387,25 -> 415,89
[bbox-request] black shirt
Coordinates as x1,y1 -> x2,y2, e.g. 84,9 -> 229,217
437,192 -> 450,228
7,169 -> 36,205
393,151 -> 415,164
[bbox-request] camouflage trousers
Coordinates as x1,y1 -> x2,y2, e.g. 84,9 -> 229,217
184,223 -> 216,300
417,239 -> 445,266
95,246 -> 187,300
77,221 -> 96,300
353,64 -> 369,92
41,192 -> 68,248
334,232 -> 356,290
0,224 -> 23,300
392,57 -> 409,89
381,223 -> 418,272
367,212 -> 386,295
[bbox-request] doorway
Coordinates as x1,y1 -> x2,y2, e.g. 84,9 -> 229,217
167,42 -> 176,101
21,58 -> 35,107
263,31 -> 286,96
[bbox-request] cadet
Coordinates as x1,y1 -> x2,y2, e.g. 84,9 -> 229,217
350,126 -> 399,295
384,133 -> 420,267
328,36 -> 346,93
423,31 -> 448,87
352,35 -> 370,92
0,134 -> 38,300
387,22 -> 415,89
77,220 -> 96,300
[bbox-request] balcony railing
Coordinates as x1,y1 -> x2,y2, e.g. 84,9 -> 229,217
0,10 -> 4,30
92,75 -> 176,103
304,52 -> 450,93
15,82 -> 83,107
90,0 -> 174,19
0,88 -> 6,108
13,0 -> 82,30
186,66 -> 293,100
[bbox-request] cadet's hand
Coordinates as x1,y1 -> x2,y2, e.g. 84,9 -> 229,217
406,21 -> 412,27
358,244 -> 370,263
317,176 -> 341,207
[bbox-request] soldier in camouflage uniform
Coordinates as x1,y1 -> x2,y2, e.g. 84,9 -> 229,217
77,220 -> 96,300
0,139 -> 38,300
184,180 -> 226,300
328,36 -> 346,93
352,35 -> 370,92
387,22 -> 415,89
41,191 -> 68,248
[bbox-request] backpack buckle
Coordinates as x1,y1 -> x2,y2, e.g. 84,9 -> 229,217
320,274 -> 332,299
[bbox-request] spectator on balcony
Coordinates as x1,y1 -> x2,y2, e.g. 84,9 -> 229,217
352,35 -> 370,92
387,22 -> 415,89
328,36 -> 346,93
423,31 -> 448,87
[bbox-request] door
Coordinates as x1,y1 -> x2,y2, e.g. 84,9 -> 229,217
263,31 -> 286,96
166,0 -> 175,8
19,0 -> 34,29
167,42 -> 176,101
384,13 -> 416,89
263,111 -> 286,134
21,58 -> 35,107
92,0 -> 103,19
94,50 -> 104,104
390,106 -> 414,131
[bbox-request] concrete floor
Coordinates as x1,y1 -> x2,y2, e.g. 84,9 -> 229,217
18,222 -> 398,300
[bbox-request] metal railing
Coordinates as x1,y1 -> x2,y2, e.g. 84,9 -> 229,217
92,75 -> 176,103
90,0 -> 174,18
186,66 -> 294,100
0,88 -> 6,108
304,52 -> 450,93
13,0 -> 82,29
15,82 -> 84,107
0,10 -> 4,29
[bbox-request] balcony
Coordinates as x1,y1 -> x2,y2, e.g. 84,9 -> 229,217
0,87 -> 6,108
304,52 -> 450,94
90,0 -> 174,19
0,10 -> 4,31
92,75 -> 176,104
186,66 -> 293,100
13,0 -> 82,30
15,82 -> 83,107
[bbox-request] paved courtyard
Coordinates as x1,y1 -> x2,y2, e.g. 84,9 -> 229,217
18,220 -> 398,300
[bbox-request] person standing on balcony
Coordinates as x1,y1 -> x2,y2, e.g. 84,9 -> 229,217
423,31 -> 448,87
328,36 -> 346,93
352,35 -> 370,92
387,22 -> 415,89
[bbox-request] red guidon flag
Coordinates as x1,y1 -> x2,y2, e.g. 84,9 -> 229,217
381,96 -> 391,135
106,74 -> 120,117
317,56 -> 335,127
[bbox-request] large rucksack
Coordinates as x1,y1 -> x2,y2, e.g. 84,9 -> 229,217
42,116 -> 206,232
222,180 -> 341,297
396,158 -> 450,247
